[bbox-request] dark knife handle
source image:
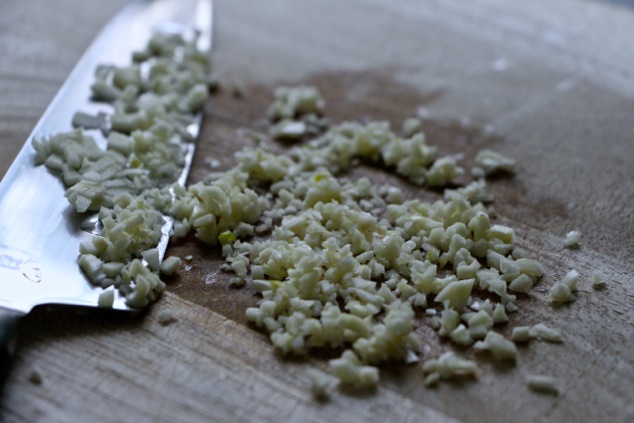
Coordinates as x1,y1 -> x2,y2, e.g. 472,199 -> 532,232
0,307 -> 24,388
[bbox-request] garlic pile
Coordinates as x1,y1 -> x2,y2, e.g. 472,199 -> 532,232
33,31 -> 213,307
159,85 -> 557,389
35,33 -> 573,392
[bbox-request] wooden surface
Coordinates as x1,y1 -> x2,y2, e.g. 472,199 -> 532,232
1,0 -> 634,422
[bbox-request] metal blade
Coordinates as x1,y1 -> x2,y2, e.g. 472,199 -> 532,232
0,0 -> 212,313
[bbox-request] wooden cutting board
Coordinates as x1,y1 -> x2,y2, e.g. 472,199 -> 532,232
1,1 -> 633,422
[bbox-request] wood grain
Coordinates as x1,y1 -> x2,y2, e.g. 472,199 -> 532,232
4,294 -> 460,423
1,0 -> 633,422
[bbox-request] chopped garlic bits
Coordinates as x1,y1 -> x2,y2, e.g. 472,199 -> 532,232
529,323 -> 563,343
157,309 -> 177,325
269,86 -> 325,121
591,271 -> 607,290
423,352 -> 478,386
329,350 -> 379,388
510,323 -> 563,344
526,375 -> 559,395
155,73 -> 554,387
307,368 -> 332,398
33,31 -> 212,309
160,256 -> 182,276
474,331 -> 517,361
36,32 -> 212,213
472,149 -> 516,177
36,41 -> 568,393
511,326 -> 531,342
97,289 -> 115,308
268,86 -> 327,141
564,230 -> 581,248
184,86 -> 559,389
549,270 -> 579,303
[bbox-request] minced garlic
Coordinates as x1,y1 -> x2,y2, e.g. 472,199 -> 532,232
160,256 -> 182,276
529,323 -> 563,343
34,30 -> 212,309
591,271 -> 607,290
157,309 -> 177,325
564,230 -> 581,248
307,368 -> 331,398
329,350 -> 379,388
423,351 -> 478,386
549,270 -> 579,303
511,326 -> 531,342
474,331 -> 517,361
472,149 -> 516,177
526,375 -> 559,395
402,117 -> 423,138
35,36 -> 569,392
97,289 -> 115,308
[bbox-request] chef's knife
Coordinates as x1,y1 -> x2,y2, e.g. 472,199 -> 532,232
0,0 -> 212,384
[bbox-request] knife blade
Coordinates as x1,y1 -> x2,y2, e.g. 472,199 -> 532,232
0,0 -> 212,383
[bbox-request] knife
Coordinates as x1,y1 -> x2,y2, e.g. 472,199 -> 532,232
0,0 -> 212,384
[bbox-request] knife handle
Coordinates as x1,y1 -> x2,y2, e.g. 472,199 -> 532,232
0,307 -> 24,388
